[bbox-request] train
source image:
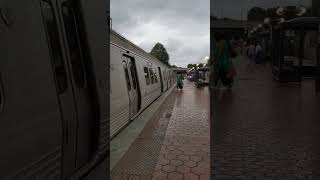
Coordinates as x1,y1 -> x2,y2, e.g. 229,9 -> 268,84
110,30 -> 175,138
0,0 -> 175,178
0,0 -> 174,178
1,0 -> 108,179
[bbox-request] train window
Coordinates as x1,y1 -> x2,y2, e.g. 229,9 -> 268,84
163,71 -> 165,80
123,61 -> 131,90
149,68 -> 154,84
62,2 -> 86,88
154,69 -> 158,83
144,67 -> 150,85
41,0 -> 68,94
129,62 -> 137,89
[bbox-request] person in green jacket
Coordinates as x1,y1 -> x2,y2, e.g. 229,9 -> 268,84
213,32 -> 234,88
176,73 -> 183,89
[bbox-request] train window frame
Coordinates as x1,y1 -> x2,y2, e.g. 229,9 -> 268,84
61,2 -> 87,89
40,0 -> 68,94
149,68 -> 154,84
144,66 -> 150,85
129,62 -> 137,89
123,61 -> 131,90
154,68 -> 158,83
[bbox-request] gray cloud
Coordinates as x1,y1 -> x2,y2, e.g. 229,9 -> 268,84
111,0 -> 210,67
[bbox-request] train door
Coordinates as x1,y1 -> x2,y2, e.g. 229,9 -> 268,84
0,1 -> 65,179
1,0 -> 107,179
56,0 -> 96,173
123,56 -> 140,119
41,0 -> 95,177
158,67 -> 164,92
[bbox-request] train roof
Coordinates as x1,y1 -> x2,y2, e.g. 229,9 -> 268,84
110,29 -> 171,68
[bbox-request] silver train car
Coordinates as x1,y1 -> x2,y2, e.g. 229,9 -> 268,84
110,30 -> 175,138
0,0 -> 108,179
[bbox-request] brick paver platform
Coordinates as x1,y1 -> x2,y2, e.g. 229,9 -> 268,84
153,82 -> 210,180
111,81 -> 210,180
111,91 -> 176,179
211,56 -> 320,179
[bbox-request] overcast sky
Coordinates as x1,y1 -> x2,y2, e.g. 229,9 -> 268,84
211,0 -> 312,20
111,0 -> 210,68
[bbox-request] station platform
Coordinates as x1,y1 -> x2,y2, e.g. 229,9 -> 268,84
111,80 -> 210,180
211,56 -> 320,179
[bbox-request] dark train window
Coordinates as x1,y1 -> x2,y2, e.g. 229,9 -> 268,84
129,62 -> 137,89
62,2 -> 86,88
123,61 -> 131,90
41,0 -> 68,94
149,68 -> 154,84
154,69 -> 158,83
144,67 -> 150,85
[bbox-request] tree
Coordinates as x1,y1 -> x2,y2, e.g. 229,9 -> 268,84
150,43 -> 170,65
266,7 -> 279,19
171,65 -> 177,68
247,7 -> 267,21
187,64 -> 194,69
198,63 -> 204,68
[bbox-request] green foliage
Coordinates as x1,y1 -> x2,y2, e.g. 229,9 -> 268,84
247,7 -> 267,21
266,7 -> 279,19
198,63 -> 204,68
150,43 -> 170,65
187,64 -> 194,68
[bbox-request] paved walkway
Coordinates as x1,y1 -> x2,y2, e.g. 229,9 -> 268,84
111,81 -> 210,180
211,56 -> 320,179
153,82 -> 210,180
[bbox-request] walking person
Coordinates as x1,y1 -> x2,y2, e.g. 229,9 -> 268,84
212,33 -> 236,89
255,41 -> 262,64
176,73 -> 183,90
247,41 -> 255,64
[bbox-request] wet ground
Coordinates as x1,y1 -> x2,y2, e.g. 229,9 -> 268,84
211,56 -> 320,179
111,81 -> 210,180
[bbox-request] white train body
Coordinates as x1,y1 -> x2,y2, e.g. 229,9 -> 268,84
110,30 -> 175,138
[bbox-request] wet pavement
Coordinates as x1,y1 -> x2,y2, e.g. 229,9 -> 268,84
211,56 -> 320,179
111,81 -> 210,180
153,82 -> 210,180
